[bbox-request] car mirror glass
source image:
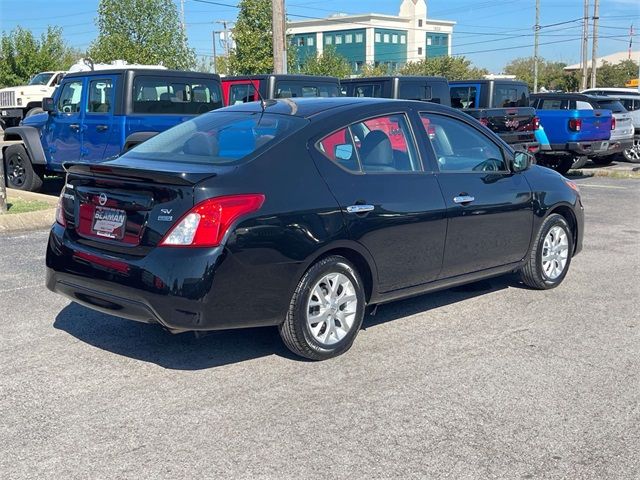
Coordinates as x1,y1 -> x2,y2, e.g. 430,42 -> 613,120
513,151 -> 532,172
334,144 -> 353,160
42,97 -> 55,114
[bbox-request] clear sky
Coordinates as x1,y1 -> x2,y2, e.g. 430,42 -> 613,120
0,0 -> 639,72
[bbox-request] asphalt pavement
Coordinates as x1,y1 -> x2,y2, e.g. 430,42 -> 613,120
0,175 -> 638,479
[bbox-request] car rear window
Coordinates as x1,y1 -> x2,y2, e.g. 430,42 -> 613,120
274,81 -> 340,98
493,84 -> 529,108
132,76 -> 222,114
595,100 -> 627,113
124,112 -> 307,165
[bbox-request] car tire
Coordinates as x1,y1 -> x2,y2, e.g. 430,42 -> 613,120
571,155 -> 588,169
3,144 -> 43,191
544,156 -> 572,175
520,213 -> 573,290
279,255 -> 366,360
591,156 -> 614,166
24,107 -> 44,119
622,138 -> 640,163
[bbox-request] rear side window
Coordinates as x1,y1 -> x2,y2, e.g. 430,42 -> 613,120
352,84 -> 382,98
493,84 -> 529,107
317,114 -> 420,173
419,113 -> 506,172
57,81 -> 83,113
229,83 -> 256,104
538,98 -> 568,110
596,100 -> 626,113
87,79 -> 113,113
274,81 -> 340,98
398,83 -> 432,101
621,98 -> 640,111
132,76 -> 222,114
450,86 -> 478,109
124,112 -> 307,165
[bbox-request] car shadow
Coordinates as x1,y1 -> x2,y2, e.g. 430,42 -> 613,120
54,274 -> 523,370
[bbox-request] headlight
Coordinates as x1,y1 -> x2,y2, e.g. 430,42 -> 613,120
16,98 -> 22,105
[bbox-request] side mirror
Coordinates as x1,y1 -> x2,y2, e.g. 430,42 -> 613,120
334,144 -> 354,161
513,151 -> 534,172
42,97 -> 55,113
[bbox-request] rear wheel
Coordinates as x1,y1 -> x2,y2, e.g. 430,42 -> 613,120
520,213 -> 573,290
3,144 -> 43,191
622,138 -> 640,163
591,155 -> 614,166
571,155 -> 588,169
542,156 -> 572,175
279,255 -> 365,360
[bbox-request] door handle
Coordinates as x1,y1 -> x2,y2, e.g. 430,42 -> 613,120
346,204 -> 375,214
96,125 -> 109,132
453,195 -> 475,205
69,123 -> 80,132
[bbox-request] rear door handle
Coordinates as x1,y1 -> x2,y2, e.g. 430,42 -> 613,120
453,195 -> 475,204
96,125 -> 109,132
346,204 -> 375,214
69,124 -> 80,132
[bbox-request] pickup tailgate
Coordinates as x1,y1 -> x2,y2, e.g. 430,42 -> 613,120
466,107 -> 537,145
536,109 -> 612,144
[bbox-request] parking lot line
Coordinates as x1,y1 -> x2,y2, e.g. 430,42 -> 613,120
578,184 -> 628,189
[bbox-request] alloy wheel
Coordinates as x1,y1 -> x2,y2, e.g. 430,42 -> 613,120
7,155 -> 26,187
623,139 -> 640,162
542,226 -> 569,280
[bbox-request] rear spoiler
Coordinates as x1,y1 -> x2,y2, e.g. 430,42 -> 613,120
63,162 -> 216,186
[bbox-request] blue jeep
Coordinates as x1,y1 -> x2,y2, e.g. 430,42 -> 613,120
2,68 -> 222,191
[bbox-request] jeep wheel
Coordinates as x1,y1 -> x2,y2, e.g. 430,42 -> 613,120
543,156 -> 572,175
4,144 -> 43,191
622,138 -> 640,163
591,156 -> 614,166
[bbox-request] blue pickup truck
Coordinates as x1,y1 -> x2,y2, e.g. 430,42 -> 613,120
531,93 -> 614,174
2,68 -> 222,191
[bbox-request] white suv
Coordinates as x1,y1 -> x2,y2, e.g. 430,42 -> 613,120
0,71 -> 65,128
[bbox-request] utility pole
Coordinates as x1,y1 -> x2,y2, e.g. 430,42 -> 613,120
581,0 -> 589,91
0,159 -> 7,214
590,0 -> 599,88
533,0 -> 540,93
212,30 -> 218,74
272,0 -> 287,74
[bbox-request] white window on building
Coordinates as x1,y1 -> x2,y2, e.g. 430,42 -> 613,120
400,35 -> 406,44
308,36 -> 314,46
426,37 -> 432,46
355,33 -> 364,43
326,35 -> 332,45
335,35 -> 343,45
345,34 -> 353,44
392,34 -> 398,44
383,33 -> 390,43
375,32 -> 381,42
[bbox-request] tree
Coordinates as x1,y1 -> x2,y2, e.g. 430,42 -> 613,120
399,56 -> 488,80
0,26 -> 77,87
504,57 -> 575,91
88,0 -> 195,70
195,55 -> 230,76
360,63 -> 393,77
597,60 -> 639,88
229,0 -> 273,74
299,47 -> 351,78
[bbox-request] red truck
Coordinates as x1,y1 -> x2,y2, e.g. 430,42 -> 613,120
221,75 -> 341,106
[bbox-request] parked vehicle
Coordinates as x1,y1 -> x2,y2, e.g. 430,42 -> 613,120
449,79 -> 540,154
582,88 -> 640,163
0,71 -> 65,128
2,68 -> 222,191
46,97 -> 584,360
221,74 -> 340,106
341,76 -> 451,106
530,93 -> 628,172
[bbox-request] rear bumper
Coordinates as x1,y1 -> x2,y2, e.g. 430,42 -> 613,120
546,141 -> 612,156
590,138 -> 634,157
0,108 -> 23,119
46,224 -> 297,332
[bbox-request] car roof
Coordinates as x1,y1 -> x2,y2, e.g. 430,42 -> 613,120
450,79 -> 528,86
531,93 -> 616,101
216,97 -> 455,118
341,76 -> 447,82
222,74 -> 339,82
63,69 -> 221,79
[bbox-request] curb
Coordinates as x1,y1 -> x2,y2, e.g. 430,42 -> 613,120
0,188 -> 58,233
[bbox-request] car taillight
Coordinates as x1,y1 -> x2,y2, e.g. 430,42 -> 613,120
160,194 -> 265,247
533,116 -> 540,130
479,118 -> 489,127
55,192 -> 66,227
568,118 -> 582,132
611,117 -> 616,130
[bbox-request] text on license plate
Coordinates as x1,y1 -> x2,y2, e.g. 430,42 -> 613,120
92,206 -> 126,239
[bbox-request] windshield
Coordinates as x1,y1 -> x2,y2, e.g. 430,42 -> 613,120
29,73 -> 54,86
596,100 -> 627,113
124,111 -> 308,165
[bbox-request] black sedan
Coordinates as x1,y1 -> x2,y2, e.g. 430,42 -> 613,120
46,98 -> 584,360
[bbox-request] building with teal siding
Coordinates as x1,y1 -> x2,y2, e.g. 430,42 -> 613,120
288,0 -> 455,74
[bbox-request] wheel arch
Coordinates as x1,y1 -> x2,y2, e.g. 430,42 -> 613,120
2,126 -> 47,165
546,203 -> 578,254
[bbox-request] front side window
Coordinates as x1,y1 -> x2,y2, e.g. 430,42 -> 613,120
450,86 -> 478,109
29,73 -> 54,86
57,81 -> 83,113
132,76 -> 222,114
419,113 -> 506,172
539,98 -> 568,110
125,112 -> 307,165
87,79 -> 113,113
317,114 -> 420,173
229,83 -> 256,104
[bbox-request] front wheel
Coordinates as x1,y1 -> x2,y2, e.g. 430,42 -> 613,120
622,138 -> 640,163
520,213 -> 573,290
3,144 -> 43,191
279,256 -> 365,360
